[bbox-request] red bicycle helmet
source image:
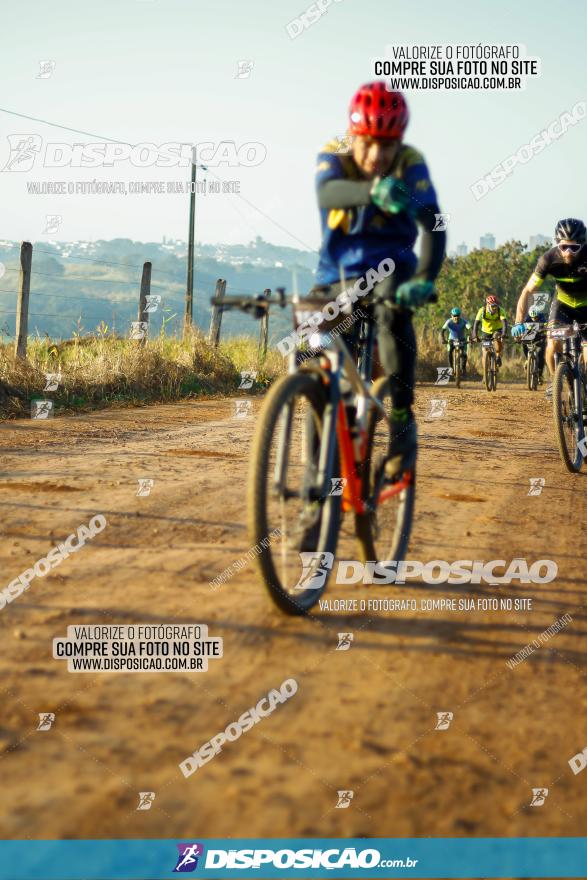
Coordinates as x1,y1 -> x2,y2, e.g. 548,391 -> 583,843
486,295 -> 499,305
349,82 -> 409,139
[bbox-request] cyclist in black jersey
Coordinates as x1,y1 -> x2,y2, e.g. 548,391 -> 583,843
514,218 -> 587,392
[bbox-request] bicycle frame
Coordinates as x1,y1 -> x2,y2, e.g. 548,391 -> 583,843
303,329 -> 411,517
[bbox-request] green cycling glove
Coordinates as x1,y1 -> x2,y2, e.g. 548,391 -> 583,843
370,176 -> 412,215
395,280 -> 436,309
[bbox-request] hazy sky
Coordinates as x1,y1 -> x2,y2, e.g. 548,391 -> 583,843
1,0 -> 586,254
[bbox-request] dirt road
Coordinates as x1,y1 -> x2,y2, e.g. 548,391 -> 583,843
0,381 -> 586,842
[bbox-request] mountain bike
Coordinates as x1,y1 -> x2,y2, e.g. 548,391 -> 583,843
516,323 -> 545,391
449,339 -> 468,387
548,321 -> 587,473
476,333 -> 501,392
210,288 -> 418,615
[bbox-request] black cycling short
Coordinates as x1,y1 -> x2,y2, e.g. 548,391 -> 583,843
480,330 -> 503,341
548,298 -> 587,342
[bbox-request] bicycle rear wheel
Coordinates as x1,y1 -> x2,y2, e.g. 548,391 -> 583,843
552,362 -> 583,473
355,377 -> 416,563
247,371 -> 342,614
527,352 -> 538,391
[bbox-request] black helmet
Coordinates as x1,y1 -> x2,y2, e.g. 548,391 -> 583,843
554,218 -> 586,243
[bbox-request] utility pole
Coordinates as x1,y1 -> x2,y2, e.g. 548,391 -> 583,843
184,156 -> 207,338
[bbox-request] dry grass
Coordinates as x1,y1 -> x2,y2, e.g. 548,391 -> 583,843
0,325 -> 530,420
0,330 -> 283,419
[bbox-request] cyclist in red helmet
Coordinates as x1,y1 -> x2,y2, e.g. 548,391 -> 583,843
312,81 -> 446,477
471,295 -> 508,367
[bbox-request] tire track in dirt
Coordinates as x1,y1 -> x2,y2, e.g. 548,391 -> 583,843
0,383 -> 585,840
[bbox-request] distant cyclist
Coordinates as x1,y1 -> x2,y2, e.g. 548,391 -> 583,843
472,295 -> 508,366
514,304 -> 548,384
312,81 -> 446,477
514,218 -> 587,395
440,307 -> 470,375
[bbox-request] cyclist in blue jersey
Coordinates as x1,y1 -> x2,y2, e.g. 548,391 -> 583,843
440,308 -> 470,375
312,82 -> 446,477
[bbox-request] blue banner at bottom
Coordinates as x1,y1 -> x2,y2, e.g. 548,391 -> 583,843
0,838 -> 585,879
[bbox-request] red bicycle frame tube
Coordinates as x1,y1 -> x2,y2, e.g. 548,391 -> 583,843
335,402 -> 413,513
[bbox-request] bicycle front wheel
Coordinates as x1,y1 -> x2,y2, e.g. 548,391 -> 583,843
247,371 -> 341,614
552,362 -> 583,473
454,350 -> 462,387
483,350 -> 492,391
355,377 -> 416,563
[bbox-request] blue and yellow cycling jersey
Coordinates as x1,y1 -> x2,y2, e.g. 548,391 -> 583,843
442,317 -> 470,340
475,305 -> 506,335
315,140 -> 439,285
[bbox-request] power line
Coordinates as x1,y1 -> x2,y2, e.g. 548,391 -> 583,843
0,106 -> 318,253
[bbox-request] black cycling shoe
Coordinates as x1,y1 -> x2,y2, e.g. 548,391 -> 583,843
496,355 -> 502,368
384,420 -> 417,480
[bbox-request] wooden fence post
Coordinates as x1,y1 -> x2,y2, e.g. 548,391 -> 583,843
15,241 -> 32,358
138,261 -> 152,345
208,278 -> 226,347
258,288 -> 270,363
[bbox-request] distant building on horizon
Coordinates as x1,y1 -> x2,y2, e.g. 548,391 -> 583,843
528,234 -> 551,251
456,242 -> 468,257
480,233 -> 496,250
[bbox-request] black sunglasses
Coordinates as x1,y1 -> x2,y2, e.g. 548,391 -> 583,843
558,243 -> 583,254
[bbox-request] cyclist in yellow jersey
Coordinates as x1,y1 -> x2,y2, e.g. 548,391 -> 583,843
514,219 -> 587,395
471,295 -> 508,366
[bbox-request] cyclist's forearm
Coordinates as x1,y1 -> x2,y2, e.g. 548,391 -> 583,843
472,320 -> 480,338
412,205 -> 446,281
317,179 -> 372,209
515,285 -> 533,323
